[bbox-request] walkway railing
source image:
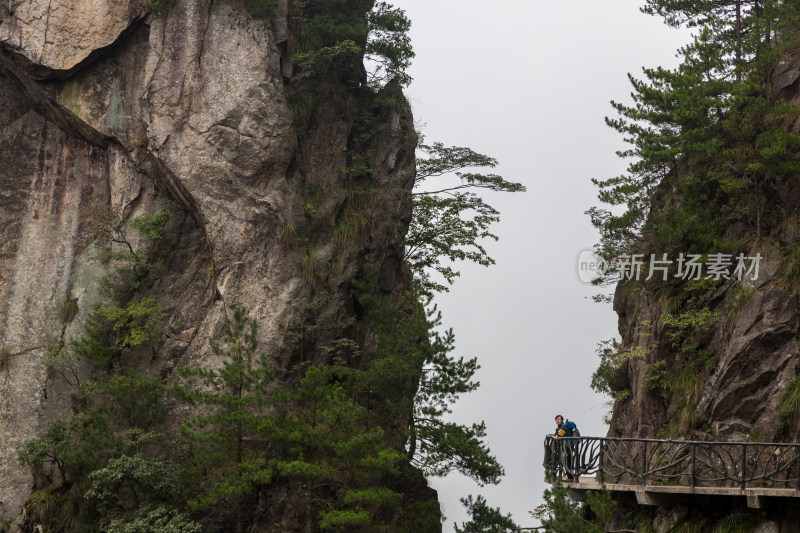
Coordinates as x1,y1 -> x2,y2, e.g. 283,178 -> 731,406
544,436 -> 800,490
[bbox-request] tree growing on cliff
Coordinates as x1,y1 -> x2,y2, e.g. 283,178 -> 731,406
407,140 -> 525,294
641,1 -> 764,72
173,305 -> 435,532
639,0 -> 800,69
353,277 -> 504,487
589,1 -> 800,276
171,307 -> 275,532
17,371 -> 188,532
532,483 -> 616,533
286,0 -> 415,90
366,2 -> 414,86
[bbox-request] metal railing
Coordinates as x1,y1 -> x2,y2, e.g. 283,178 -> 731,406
544,436 -> 800,490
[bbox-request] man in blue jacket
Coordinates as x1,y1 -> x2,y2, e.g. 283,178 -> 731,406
554,415 -> 572,438
554,415 -> 576,480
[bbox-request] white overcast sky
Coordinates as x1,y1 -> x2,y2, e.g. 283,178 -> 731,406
393,1 -> 691,530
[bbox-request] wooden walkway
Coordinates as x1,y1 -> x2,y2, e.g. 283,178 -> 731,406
554,477 -> 800,509
544,435 -> 800,508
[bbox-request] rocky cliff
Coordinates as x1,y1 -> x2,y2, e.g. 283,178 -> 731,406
608,57 -> 800,440
603,50 -> 800,532
0,0 -> 422,527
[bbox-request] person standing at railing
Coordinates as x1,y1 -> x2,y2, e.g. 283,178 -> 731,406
554,415 -> 579,481
554,415 -> 580,439
554,415 -> 575,481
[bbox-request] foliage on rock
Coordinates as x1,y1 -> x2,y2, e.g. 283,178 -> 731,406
408,140 -> 525,294
532,482 -> 617,533
589,1 -> 800,269
453,494 -> 518,533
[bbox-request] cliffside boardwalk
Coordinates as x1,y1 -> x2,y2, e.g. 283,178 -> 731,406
544,436 -> 800,509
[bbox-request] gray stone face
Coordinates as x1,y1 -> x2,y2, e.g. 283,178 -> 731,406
653,505 -> 688,533
0,73 -> 115,517
604,50 -> 800,533
609,240 -> 800,443
0,0 -> 417,523
753,520 -> 779,533
0,0 -> 150,74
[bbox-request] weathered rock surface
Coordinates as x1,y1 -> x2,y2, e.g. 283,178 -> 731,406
0,74 -> 114,520
0,0 -> 150,75
0,0 -> 419,525
605,47 -> 800,533
653,504 -> 688,533
609,246 -> 800,442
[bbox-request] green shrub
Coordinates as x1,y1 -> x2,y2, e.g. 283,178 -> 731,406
128,212 -> 172,245
717,513 -> 757,533
728,285 -> 755,316
662,308 -> 720,349
591,340 -> 647,400
23,486 -> 85,533
778,375 -> 800,434
300,245 -> 318,286
105,506 -> 202,533
95,296 -> 166,349
280,222 -> 298,247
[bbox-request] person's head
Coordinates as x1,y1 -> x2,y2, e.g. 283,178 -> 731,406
555,415 -> 563,425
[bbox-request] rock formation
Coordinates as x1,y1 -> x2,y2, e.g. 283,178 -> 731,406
604,49 -> 800,533
0,0 -> 421,527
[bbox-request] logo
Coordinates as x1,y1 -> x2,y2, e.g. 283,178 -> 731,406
574,250 -> 762,284
577,250 -> 608,283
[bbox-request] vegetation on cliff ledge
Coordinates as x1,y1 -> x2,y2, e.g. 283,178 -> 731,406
590,1 -> 800,264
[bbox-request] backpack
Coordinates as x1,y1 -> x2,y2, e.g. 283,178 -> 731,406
566,420 -> 580,437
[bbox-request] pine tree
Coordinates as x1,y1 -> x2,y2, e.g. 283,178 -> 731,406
173,304 -> 431,532
589,1 -> 800,274
352,277 -> 505,488
454,495 -> 518,533
641,0 -> 764,73
172,307 -> 275,532
408,141 -> 525,294
532,484 -> 616,533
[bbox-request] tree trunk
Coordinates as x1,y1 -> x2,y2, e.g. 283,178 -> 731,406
736,0 -> 742,81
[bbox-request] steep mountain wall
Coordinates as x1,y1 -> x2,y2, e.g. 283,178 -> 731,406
0,0 -> 419,525
607,51 -> 800,439
605,53 -> 800,532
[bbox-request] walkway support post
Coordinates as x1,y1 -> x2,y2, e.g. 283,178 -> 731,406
598,440 -> 604,485
741,444 -> 747,491
690,443 -> 696,490
796,446 -> 800,492
642,441 -> 647,486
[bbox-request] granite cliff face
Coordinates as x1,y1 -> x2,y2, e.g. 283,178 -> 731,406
0,0 -> 419,526
608,53 -> 800,443
603,52 -> 800,532
610,253 -> 800,441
